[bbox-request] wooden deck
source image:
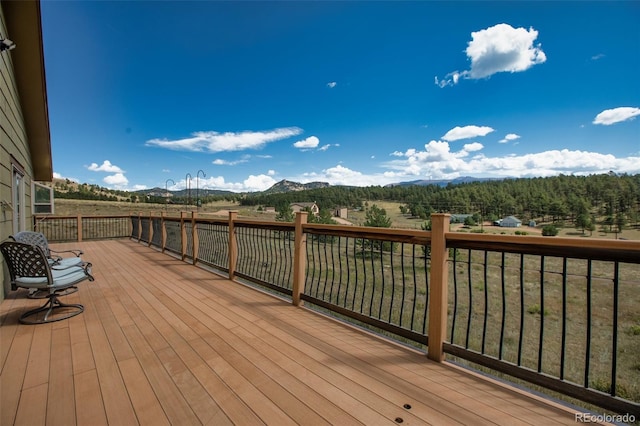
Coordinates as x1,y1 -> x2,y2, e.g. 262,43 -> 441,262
1,239 -> 601,425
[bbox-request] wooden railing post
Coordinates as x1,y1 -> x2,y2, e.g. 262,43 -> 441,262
161,211 -> 167,252
192,212 -> 198,265
428,213 -> 450,362
228,211 -> 238,280
292,212 -> 308,306
137,212 -> 142,242
77,214 -> 83,242
180,211 -> 188,261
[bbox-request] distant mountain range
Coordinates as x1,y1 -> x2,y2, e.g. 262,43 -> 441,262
134,177 -> 501,197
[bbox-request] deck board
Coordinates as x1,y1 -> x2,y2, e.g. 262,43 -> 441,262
0,239 -> 607,425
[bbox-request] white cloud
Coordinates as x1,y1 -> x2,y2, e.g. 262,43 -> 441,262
299,165 -> 383,187
442,125 -> 494,141
211,144 -> 640,191
436,23 -> 546,87
593,107 -> 640,125
591,53 -> 605,61
499,133 -> 521,143
327,82 -> 337,88
52,172 -> 78,182
293,135 -> 320,149
146,127 -> 302,153
463,142 -> 484,152
87,160 -> 124,173
212,155 -> 250,166
103,173 -> 129,188
131,184 -> 148,191
179,173 -> 277,193
318,143 -> 339,151
267,170 -> 276,176
384,141 -> 640,182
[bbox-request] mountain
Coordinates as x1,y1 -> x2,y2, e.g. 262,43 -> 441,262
261,179 -> 331,194
387,176 -> 505,187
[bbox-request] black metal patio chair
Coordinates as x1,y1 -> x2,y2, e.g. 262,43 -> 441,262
11,231 -> 84,298
0,240 -> 94,324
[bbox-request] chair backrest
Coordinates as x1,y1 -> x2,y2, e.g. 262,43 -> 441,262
12,231 -> 52,257
0,241 -> 53,289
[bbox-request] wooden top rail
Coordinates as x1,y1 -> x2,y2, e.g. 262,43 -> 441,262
446,232 -> 640,263
303,223 -> 432,245
36,214 -> 131,220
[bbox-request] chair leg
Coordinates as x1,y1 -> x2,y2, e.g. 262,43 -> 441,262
28,286 -> 78,299
19,293 -> 84,324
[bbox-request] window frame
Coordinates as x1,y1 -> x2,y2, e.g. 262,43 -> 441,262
32,181 -> 55,215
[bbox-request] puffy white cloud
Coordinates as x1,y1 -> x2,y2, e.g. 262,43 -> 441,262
436,23 -> 546,87
182,173 -> 277,193
463,142 -> 484,152
327,82 -> 337,88
499,133 -> 521,143
384,141 -> 640,182
87,160 -> 124,173
146,127 -> 302,153
593,107 -> 640,125
131,184 -> 148,191
267,169 -> 276,176
103,173 -> 129,187
293,135 -> 320,149
442,125 -> 494,141
299,165 -> 384,187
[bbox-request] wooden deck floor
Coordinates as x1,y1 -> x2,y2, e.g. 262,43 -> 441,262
1,239 -> 600,425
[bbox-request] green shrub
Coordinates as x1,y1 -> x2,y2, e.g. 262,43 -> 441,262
542,225 -> 559,236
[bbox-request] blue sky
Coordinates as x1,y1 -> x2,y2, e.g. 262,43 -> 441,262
41,1 -> 639,193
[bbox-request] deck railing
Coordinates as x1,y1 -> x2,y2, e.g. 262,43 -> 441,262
34,214 -> 131,241
39,211 -> 640,417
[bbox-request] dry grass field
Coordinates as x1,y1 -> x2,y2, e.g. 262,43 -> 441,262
54,199 -> 640,240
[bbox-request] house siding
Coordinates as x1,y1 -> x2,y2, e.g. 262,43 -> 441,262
0,2 -> 36,300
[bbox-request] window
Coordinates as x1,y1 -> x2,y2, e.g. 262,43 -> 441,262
33,182 -> 54,214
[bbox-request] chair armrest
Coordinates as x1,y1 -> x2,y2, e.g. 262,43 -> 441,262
50,249 -> 83,257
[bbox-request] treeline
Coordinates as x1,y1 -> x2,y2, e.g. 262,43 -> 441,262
242,173 -> 640,226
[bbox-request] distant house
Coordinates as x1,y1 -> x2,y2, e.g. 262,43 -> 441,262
499,216 -> 522,228
290,202 -> 319,215
334,207 -> 348,219
263,206 -> 276,214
